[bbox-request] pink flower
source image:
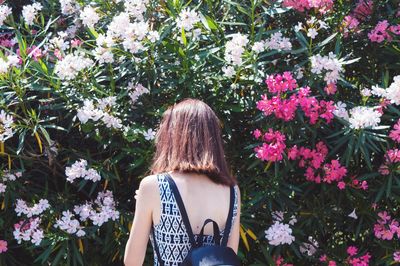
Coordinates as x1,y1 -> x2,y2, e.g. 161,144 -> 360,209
353,0 -> 373,20
319,254 -> 327,262
253,129 -> 262,139
323,160 -> 347,183
0,240 -> 7,253
393,251 -> 400,262
360,180 -> 368,190
347,246 -> 358,256
368,20 -> 392,43
265,72 -> 297,94
324,82 -> 337,95
71,39 -> 83,48
389,119 -> 400,143
254,129 -> 286,162
282,0 -> 334,13
328,261 -> 337,266
337,181 -> 346,190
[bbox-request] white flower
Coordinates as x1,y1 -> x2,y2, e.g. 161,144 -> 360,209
0,183 -> 6,193
176,8 -> 200,31
294,22 -> 303,32
222,66 -> 235,78
224,33 -> 249,66
252,41 -> 265,53
348,106 -> 382,129
80,6 -> 100,28
147,31 -> 160,43
124,0 -> 148,20
265,32 -> 292,51
143,128 -> 156,140
65,159 -> 102,183
0,110 -> 14,141
102,113 -> 123,129
310,52 -> 343,84
333,101 -> 349,120
265,221 -> 295,246
54,52 -> 94,80
22,3 -> 43,26
129,83 -> 150,105
361,88 -> 372,97
108,12 -> 131,39
15,199 -> 50,218
54,210 -> 86,236
383,75 -> 400,105
59,0 -> 80,15
0,5 -> 12,26
348,209 -> 358,219
307,28 -> 318,39
371,85 -> 386,97
94,46 -> 114,64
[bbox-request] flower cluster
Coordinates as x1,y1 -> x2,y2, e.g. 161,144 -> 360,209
310,52 -> 343,85
295,17 -> 329,40
282,0 -> 334,14
299,236 -> 319,256
254,128 -> 286,162
54,52 -> 94,80
370,76 -> 400,105
15,199 -> 50,218
389,119 -> 400,143
252,32 -> 292,53
80,6 -> 100,28
373,211 -> 400,240
379,149 -> 400,175
333,102 -> 382,130
224,33 -> 249,66
175,8 -> 200,31
76,97 -> 123,130
22,3 -> 43,26
13,217 -> 44,246
0,5 -> 11,26
129,83 -> 150,105
65,159 -> 102,183
75,190 -> 120,226
256,73 -> 335,124
0,170 -> 22,194
0,109 -> 15,141
0,54 -> 20,74
0,240 -> 7,253
368,20 -> 400,43
265,221 -> 295,246
54,210 -> 85,237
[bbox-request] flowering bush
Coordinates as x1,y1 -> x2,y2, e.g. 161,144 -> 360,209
0,0 -> 399,265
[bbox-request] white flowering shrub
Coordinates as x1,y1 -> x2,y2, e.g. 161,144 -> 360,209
0,0 -> 399,265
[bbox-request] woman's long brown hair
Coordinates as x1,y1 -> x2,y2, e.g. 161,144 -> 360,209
149,98 -> 237,186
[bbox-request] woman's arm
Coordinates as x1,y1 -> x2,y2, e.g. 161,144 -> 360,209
227,185 -> 241,253
124,175 -> 157,266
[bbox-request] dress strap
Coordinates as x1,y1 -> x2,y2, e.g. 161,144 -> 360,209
164,173 -> 198,247
221,185 -> 235,246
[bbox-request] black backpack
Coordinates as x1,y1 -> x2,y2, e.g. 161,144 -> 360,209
151,173 -> 241,266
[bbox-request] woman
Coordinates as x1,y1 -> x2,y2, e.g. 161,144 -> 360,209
124,98 -> 241,266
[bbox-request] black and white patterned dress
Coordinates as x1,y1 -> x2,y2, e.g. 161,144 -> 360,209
149,173 -> 239,266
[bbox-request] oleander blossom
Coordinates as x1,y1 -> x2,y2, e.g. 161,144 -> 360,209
80,6 -> 100,28
54,52 -> 94,80
389,119 -> 400,143
74,190 -> 120,227
13,217 -> 44,246
368,20 -> 400,43
65,158 -> 101,183
0,5 -> 11,26
0,110 -> 14,141
224,33 -> 249,66
346,246 -> 371,266
310,52 -> 344,84
282,0 -> 334,14
0,240 -> 7,253
15,199 -> 50,218
76,97 -> 123,129
300,236 -> 319,256
54,210 -> 86,236
22,3 -> 43,26
265,221 -> 295,246
129,83 -> 150,105
373,211 -> 400,241
124,0 -> 148,20
254,128 -> 286,162
379,149 -> 400,175
175,8 -> 200,31
59,0 -> 80,15
348,106 -> 382,129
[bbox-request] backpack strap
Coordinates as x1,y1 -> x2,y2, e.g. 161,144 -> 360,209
221,185 -> 235,246
198,218 -> 221,246
164,173 -> 197,247
151,224 -> 164,266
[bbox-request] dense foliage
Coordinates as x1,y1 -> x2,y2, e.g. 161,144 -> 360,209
0,0 -> 399,265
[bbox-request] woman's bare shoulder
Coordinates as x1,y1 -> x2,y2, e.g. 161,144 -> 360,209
135,174 -> 159,200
